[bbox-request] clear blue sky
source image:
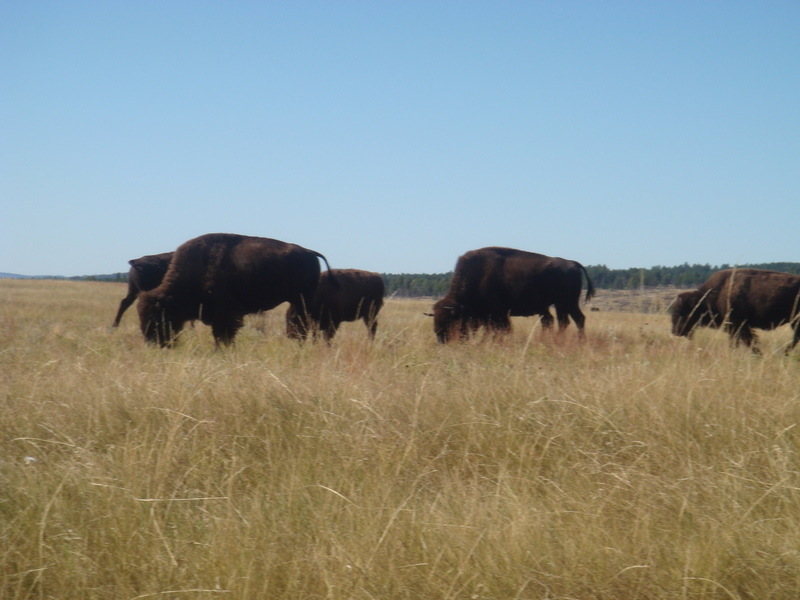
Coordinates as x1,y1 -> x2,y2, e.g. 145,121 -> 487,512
2,1 -> 798,276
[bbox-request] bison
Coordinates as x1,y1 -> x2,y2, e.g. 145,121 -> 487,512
671,268 -> 800,354
285,269 -> 385,341
137,233 -> 332,347
112,252 -> 173,327
431,247 -> 595,343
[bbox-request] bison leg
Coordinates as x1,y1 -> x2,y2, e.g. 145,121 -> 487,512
540,311 -> 555,330
113,292 -> 138,327
211,317 -> 244,346
555,307 -> 571,332
313,310 -> 337,342
321,321 -> 340,342
570,308 -> 587,340
366,317 -> 378,339
556,303 -> 587,339
787,320 -> 800,355
486,314 -> 512,337
287,302 -> 319,341
727,322 -> 760,354
286,306 -> 312,340
362,305 -> 379,339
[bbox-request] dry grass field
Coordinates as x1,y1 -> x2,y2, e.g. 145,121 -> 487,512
3,279 -> 800,599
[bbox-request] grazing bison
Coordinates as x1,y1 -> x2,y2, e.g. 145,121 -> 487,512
137,233 -> 332,347
286,269 -> 385,341
671,268 -> 800,353
112,252 -> 173,327
431,247 -> 595,343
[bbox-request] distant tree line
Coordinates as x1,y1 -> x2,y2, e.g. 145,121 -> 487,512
71,273 -> 127,283
380,273 -> 453,298
584,263 -> 800,290
74,262 -> 800,297
381,262 -> 800,297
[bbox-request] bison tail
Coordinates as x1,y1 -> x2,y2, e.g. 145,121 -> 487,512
311,251 -> 338,285
310,250 -> 332,272
579,263 -> 596,302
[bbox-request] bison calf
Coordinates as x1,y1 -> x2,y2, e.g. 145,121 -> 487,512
286,269 -> 385,341
671,268 -> 800,354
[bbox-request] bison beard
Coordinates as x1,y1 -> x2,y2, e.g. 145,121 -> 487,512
431,247 -> 595,343
670,268 -> 800,354
285,269 -> 385,341
137,233 -> 332,347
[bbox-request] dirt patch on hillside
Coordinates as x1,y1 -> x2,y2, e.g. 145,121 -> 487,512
588,287 -> 691,314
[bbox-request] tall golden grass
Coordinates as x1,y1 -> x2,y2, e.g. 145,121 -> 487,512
2,279 -> 800,599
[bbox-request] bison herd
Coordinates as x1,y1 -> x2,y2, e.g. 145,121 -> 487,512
113,232 -> 800,354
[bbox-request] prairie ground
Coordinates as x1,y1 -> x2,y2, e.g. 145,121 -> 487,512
2,279 -> 800,599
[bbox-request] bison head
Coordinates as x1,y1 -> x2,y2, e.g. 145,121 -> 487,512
431,298 -> 466,343
670,290 -> 712,338
137,292 -> 184,347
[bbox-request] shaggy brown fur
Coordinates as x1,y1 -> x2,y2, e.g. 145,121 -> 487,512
431,247 -> 595,343
137,233 -> 331,347
286,269 -> 384,341
671,268 -> 800,353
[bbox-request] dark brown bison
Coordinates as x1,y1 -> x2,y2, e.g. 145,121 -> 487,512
431,247 -> 595,343
671,268 -> 800,353
137,233 -> 332,347
112,252 -> 173,327
285,269 -> 385,341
